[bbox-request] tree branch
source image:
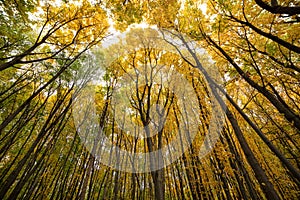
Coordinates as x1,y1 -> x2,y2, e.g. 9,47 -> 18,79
255,0 -> 300,15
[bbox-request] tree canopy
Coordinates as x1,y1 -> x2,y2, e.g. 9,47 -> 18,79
0,0 -> 299,199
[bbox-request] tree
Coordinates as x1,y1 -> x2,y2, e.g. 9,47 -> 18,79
1,0 -> 299,199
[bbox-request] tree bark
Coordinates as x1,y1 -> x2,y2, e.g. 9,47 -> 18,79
254,0 -> 300,15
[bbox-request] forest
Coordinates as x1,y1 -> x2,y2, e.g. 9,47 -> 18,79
0,0 -> 299,199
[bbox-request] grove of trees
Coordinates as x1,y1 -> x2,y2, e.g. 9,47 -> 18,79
0,0 -> 299,199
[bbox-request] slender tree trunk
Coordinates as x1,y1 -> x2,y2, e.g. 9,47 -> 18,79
224,106 -> 280,200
